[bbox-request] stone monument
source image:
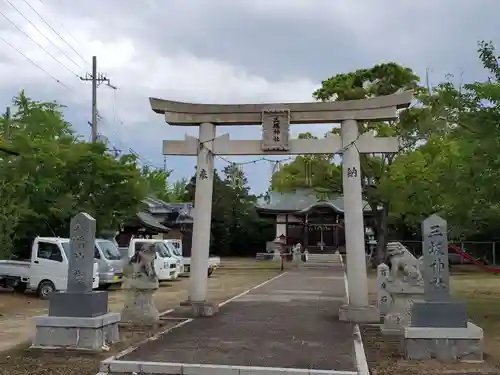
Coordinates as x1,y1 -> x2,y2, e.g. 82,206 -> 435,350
403,214 -> 483,361
121,243 -> 160,324
32,212 -> 120,350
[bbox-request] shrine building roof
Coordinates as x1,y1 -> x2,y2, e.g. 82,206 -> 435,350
255,189 -> 372,215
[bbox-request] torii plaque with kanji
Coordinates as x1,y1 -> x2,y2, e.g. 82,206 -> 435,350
261,108 -> 290,151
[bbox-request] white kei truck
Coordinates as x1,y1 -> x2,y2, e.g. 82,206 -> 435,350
0,237 -> 99,299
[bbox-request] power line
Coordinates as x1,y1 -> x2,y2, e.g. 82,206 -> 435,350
18,0 -> 89,68
217,155 -> 294,166
4,0 -> 84,70
0,9 -> 80,78
0,34 -> 73,91
128,148 -> 163,170
29,0 -> 85,60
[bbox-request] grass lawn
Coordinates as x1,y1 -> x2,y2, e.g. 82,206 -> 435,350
451,268 -> 500,363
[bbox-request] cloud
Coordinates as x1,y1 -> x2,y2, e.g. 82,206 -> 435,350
0,0 -> 499,193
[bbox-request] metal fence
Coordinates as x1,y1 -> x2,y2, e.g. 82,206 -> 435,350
397,240 -> 500,265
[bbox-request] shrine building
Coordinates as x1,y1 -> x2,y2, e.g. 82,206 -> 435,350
255,189 -> 374,253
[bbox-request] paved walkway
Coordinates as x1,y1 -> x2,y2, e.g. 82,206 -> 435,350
120,265 -> 357,372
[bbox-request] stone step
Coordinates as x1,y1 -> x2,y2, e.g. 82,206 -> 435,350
300,253 -> 343,268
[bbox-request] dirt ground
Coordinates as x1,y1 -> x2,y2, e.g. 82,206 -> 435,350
0,267 -> 280,375
364,266 -> 500,375
0,260 -> 284,352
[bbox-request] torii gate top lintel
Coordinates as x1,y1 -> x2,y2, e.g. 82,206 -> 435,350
150,90 -> 413,126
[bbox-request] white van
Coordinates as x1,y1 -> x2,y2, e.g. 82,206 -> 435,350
94,239 -> 124,289
0,237 -> 99,299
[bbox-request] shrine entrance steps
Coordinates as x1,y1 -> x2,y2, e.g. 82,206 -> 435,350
301,252 -> 343,268
98,265 -> 368,374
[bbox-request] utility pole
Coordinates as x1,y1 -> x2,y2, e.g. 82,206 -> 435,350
80,56 -> 117,142
4,106 -> 10,141
1,106 -> 19,155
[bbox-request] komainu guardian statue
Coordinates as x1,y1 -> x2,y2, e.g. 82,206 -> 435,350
121,243 -> 160,324
387,242 -> 423,286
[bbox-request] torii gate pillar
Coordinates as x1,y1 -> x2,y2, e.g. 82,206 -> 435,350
190,123 -> 216,305
338,119 -> 378,322
151,91 -> 413,321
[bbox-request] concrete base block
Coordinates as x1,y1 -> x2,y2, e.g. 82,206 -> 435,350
32,312 -> 121,351
403,322 -> 483,361
189,301 -> 219,317
339,304 -> 380,323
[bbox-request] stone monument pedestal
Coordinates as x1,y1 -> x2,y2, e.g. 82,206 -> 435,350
381,283 -> 424,336
32,312 -> 120,351
411,300 -> 468,328
121,288 -> 160,324
49,290 -> 108,318
339,304 -> 380,323
403,322 -> 483,361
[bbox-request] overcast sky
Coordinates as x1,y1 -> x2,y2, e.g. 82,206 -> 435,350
1,0 -> 499,194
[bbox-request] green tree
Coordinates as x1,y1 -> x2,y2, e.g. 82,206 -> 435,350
272,63 -> 433,264
0,91 -> 148,258
168,178 -> 189,202
141,166 -> 189,203
141,166 -> 172,201
184,165 -> 274,256
388,41 -> 500,239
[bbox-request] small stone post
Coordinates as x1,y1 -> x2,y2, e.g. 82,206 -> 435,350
376,263 -> 392,316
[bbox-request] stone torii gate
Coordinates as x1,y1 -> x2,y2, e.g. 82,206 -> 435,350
150,91 -> 413,322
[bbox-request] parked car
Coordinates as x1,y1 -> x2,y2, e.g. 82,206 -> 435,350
93,239 -> 124,289
0,237 -> 99,299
